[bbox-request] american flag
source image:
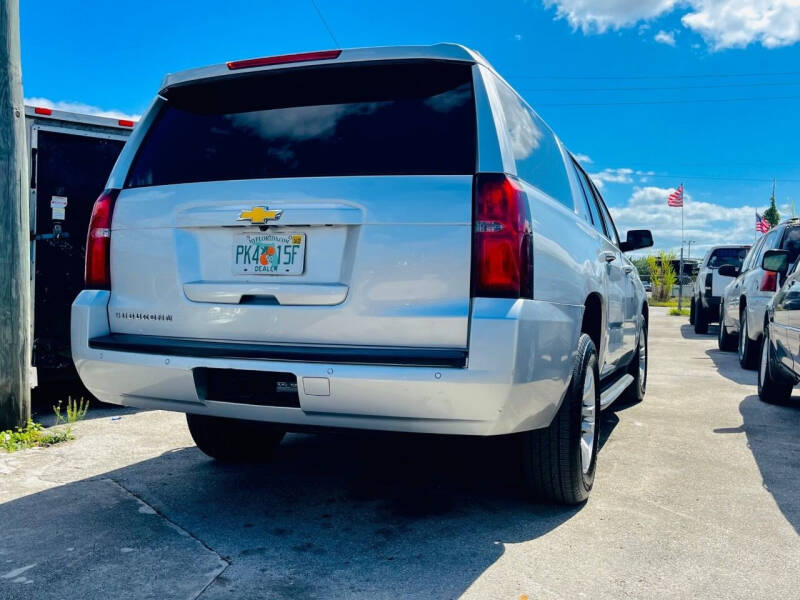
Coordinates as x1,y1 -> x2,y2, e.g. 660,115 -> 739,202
667,184 -> 684,207
756,211 -> 770,234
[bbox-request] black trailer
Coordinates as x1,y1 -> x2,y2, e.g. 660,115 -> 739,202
26,106 -> 134,382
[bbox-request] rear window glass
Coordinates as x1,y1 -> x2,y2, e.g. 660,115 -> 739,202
708,247 -> 748,269
492,76 -> 573,209
125,61 -> 476,188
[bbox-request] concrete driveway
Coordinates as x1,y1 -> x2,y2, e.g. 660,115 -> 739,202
1,307 -> 799,599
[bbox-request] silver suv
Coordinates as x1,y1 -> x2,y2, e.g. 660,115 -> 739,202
719,220 -> 800,368
72,44 -> 653,504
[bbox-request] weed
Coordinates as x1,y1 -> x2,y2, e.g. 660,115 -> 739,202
1,397 -> 90,453
54,396 -> 90,425
669,307 -> 691,316
1,419 -> 72,452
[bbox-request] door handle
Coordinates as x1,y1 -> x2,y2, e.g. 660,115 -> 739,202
601,251 -> 617,263
622,265 -> 634,274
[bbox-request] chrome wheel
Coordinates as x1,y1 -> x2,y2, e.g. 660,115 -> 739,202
638,330 -> 647,392
580,368 -> 596,474
739,315 -> 747,360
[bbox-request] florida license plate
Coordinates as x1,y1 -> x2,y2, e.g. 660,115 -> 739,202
233,232 -> 306,275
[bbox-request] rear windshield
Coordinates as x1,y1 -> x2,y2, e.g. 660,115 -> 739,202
708,247 -> 748,269
125,61 -> 476,188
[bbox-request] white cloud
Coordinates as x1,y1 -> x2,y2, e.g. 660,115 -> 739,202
542,0 -> 679,33
589,167 -> 634,189
543,0 -> 800,50
682,0 -> 800,50
654,29 -> 676,45
609,185 -> 781,254
24,97 -> 140,121
573,152 -> 593,164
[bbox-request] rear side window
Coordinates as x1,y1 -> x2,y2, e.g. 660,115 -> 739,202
492,77 -> 573,209
707,247 -> 748,269
571,159 -> 607,237
781,227 -> 800,264
126,61 -> 476,187
741,238 -> 763,272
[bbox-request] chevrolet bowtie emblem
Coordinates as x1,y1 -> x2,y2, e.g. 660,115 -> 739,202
238,206 -> 283,224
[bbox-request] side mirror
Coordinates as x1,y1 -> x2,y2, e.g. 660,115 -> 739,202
718,264 -> 739,278
619,229 -> 654,253
762,249 -> 789,274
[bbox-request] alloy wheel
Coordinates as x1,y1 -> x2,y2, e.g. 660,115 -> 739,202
580,368 -> 596,474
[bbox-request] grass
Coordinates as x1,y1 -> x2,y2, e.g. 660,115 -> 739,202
1,396 -> 89,453
649,298 -> 679,307
669,307 -> 691,316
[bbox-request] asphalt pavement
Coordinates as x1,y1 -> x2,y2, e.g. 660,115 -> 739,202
1,307 -> 799,599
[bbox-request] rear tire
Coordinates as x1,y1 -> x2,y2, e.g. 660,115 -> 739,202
717,303 -> 737,351
694,296 -> 708,334
758,326 -> 793,404
738,310 -> 760,370
623,318 -> 647,403
186,414 -> 285,462
521,334 -> 599,505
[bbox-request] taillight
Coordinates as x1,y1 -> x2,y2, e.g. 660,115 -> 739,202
761,271 -> 777,292
705,273 -> 713,294
472,173 -> 533,298
85,189 -> 119,290
226,50 -> 341,70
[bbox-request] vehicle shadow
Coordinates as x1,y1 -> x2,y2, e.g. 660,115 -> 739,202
0,430 -> 587,599
736,395 -> 800,535
704,348 -> 755,386
679,323 -> 719,340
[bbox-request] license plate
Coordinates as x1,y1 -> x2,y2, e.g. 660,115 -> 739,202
233,232 -> 306,275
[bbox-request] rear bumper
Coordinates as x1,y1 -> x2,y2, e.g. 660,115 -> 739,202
72,291 -> 582,436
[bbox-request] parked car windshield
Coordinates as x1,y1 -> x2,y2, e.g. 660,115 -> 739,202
707,247 -> 748,269
125,61 -> 477,188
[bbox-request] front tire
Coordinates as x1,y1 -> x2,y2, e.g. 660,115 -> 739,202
521,334 -> 600,505
689,297 -> 696,325
758,326 -> 793,404
694,295 -> 708,334
717,303 -> 736,351
738,310 -> 760,370
186,414 -> 285,462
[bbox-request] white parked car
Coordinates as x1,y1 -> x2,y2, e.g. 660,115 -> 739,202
690,245 -> 750,334
72,44 -> 653,504
719,220 -> 800,368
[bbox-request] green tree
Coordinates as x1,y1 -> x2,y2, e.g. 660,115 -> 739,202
631,256 -> 650,278
763,181 -> 780,226
645,251 -> 676,302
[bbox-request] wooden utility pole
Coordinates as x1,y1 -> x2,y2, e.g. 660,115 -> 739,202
0,0 -> 31,430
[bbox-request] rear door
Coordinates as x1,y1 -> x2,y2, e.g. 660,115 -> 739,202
571,162 -> 628,372
593,187 -> 637,363
109,61 -> 477,349
33,128 -> 126,370
776,227 -> 800,365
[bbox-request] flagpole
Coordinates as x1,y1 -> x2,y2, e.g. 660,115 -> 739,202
678,184 -> 684,311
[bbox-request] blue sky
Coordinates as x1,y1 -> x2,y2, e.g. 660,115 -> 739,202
20,0 -> 800,255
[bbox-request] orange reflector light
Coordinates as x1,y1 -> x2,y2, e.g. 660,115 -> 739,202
118,119 -> 134,127
34,106 -> 53,115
